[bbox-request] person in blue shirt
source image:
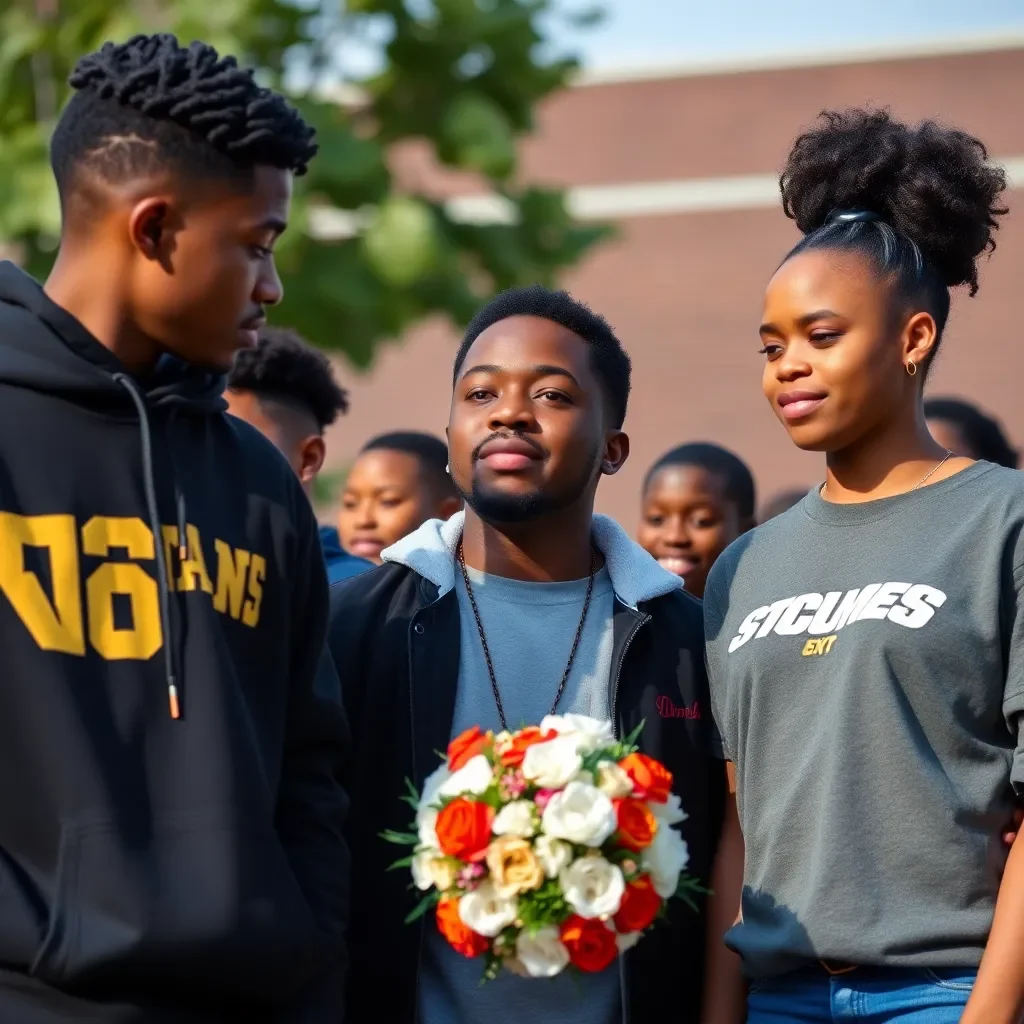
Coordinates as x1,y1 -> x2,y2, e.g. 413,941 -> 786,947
227,326 -> 372,583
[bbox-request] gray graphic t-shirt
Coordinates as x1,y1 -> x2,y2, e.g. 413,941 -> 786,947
704,461 -> 1024,977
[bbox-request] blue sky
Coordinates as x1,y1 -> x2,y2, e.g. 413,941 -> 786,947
548,0 -> 1024,70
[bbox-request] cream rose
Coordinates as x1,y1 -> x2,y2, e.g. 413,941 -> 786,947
540,714 -> 615,754
534,835 -> 573,879
458,880 -> 518,937
411,849 -> 435,891
411,851 -> 457,891
642,823 -> 690,899
541,780 -> 617,847
521,736 -> 582,789
560,855 -> 625,918
515,926 -> 571,977
492,800 -> 538,838
595,760 -> 634,799
439,754 -> 494,797
486,836 -> 545,898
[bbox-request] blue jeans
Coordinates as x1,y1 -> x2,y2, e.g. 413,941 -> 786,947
747,966 -> 976,1023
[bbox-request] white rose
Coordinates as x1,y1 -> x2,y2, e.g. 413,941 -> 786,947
595,760 -> 634,799
515,926 -> 571,977
642,823 -> 690,899
492,800 -> 537,838
560,856 -> 625,919
534,835 -> 573,878
540,714 -> 615,754
541,780 -> 617,847
440,754 -> 494,797
616,929 -> 641,953
419,761 -> 450,811
522,736 -> 582,789
416,808 -> 439,850
651,792 -> 687,826
458,881 -> 518,938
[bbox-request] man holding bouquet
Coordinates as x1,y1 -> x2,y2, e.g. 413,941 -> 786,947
329,285 -> 743,1022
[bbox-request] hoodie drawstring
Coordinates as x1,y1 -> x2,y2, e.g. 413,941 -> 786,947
113,373 -> 180,720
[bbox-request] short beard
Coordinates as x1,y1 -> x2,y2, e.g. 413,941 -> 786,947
457,441 -> 602,526
458,484 -> 562,524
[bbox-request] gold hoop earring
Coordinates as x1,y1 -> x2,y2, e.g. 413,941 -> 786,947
906,361 -> 917,377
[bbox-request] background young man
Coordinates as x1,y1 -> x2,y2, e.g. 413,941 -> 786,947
0,34 -> 348,1020
338,431 -> 461,564
328,285 -> 740,1023
227,325 -> 372,582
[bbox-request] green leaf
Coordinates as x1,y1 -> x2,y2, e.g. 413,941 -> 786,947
380,829 -> 420,846
673,875 -> 711,914
405,889 -> 442,925
387,854 -> 417,870
622,719 -> 646,750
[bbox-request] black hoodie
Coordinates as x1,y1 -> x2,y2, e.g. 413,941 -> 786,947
0,264 -> 349,1022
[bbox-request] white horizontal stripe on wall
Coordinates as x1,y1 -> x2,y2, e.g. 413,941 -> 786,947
309,157 -> 1024,237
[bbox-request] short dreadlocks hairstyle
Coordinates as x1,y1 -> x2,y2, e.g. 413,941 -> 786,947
453,285 -> 632,428
228,326 -> 348,433
51,34 -> 317,210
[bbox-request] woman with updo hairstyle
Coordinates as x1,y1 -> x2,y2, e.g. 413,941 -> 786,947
703,109 -> 1024,1023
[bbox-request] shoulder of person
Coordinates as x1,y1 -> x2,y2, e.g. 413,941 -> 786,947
328,561 -> 439,642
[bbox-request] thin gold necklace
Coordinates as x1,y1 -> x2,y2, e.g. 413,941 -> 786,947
822,450 -> 954,498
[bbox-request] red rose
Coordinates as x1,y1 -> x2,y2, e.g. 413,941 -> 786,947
448,726 -> 491,772
614,875 -> 662,933
614,798 -> 658,852
559,915 -> 618,973
500,726 -> 557,767
436,898 -> 490,958
618,753 -> 673,803
435,798 -> 494,861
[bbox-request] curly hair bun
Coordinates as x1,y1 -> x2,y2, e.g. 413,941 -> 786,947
780,108 -> 1008,293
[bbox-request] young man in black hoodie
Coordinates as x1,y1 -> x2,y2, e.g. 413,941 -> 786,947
328,285 -> 744,1023
0,34 -> 348,1022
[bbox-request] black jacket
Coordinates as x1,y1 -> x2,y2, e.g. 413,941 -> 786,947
0,264 -> 349,1022
328,553 -> 724,1024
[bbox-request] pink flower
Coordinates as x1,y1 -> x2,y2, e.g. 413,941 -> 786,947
457,863 -> 485,891
498,769 -> 527,801
534,788 -> 558,811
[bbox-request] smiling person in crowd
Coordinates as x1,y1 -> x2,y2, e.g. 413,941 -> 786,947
338,431 -> 461,564
637,442 -> 756,600
328,285 -> 743,1024
704,108 -> 1024,1023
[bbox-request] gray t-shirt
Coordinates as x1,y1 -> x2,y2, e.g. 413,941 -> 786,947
419,565 -> 622,1024
704,461 -> 1024,978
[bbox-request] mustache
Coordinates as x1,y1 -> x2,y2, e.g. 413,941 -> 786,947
471,431 -> 547,461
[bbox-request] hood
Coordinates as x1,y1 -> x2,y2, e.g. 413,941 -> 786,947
0,262 -> 225,415
382,511 -> 682,610
319,525 -> 345,561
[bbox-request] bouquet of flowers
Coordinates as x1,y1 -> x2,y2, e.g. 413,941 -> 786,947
384,714 -> 700,980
